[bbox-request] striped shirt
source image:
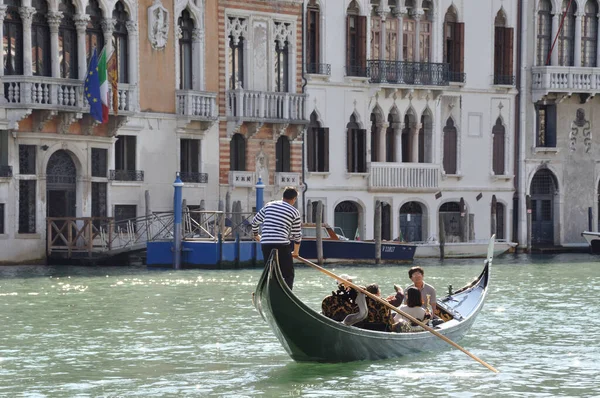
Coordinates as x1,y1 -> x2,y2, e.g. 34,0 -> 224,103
252,200 -> 302,244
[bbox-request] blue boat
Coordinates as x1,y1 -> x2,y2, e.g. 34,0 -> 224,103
298,224 -> 416,263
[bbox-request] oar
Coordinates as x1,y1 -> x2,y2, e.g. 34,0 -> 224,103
296,255 -> 500,374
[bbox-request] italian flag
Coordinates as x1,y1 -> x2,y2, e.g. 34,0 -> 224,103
98,48 -> 109,123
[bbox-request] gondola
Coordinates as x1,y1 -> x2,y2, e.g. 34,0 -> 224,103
253,248 -> 491,363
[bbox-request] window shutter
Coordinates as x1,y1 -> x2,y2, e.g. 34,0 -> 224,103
239,137 -> 246,171
346,16 -> 352,68
546,104 -> 557,147
347,129 -> 352,172
126,136 -> 136,171
455,22 -> 465,73
359,129 -> 367,172
322,128 -> 329,172
307,128 -> 315,171
494,26 -> 503,77
492,124 -> 505,175
314,9 -> 320,65
443,126 -> 457,174
191,140 -> 199,173
504,27 -> 514,76
358,16 -> 367,71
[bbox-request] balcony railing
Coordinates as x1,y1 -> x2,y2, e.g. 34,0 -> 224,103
493,74 -> 515,86
226,89 -> 306,122
229,171 -> 255,188
1,76 -> 136,114
306,63 -> 331,75
180,171 -> 208,184
531,66 -> 600,100
369,162 -> 440,190
109,169 -> 145,182
367,60 -> 450,86
0,165 -> 12,178
448,71 -> 466,83
346,65 -> 369,77
176,90 -> 217,120
276,172 -> 301,187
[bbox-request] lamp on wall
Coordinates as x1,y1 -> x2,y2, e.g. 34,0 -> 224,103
40,145 -> 49,151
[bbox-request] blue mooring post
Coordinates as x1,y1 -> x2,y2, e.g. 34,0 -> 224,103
173,172 -> 184,270
256,176 -> 265,211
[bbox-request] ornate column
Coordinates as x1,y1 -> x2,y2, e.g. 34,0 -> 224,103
192,27 -> 205,91
412,9 -> 424,62
126,20 -> 139,111
597,13 -> 600,67
379,10 -> 387,60
101,18 -> 116,59
394,7 -> 406,61
574,12 -> 583,66
394,122 -> 403,162
410,122 -> 421,163
19,6 -> 36,76
74,14 -> 89,79
48,11 -> 63,78
378,123 -> 387,161
0,5 -> 7,77
551,12 -> 560,65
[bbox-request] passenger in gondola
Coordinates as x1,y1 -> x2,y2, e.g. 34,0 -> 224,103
392,286 -> 431,332
321,274 -> 358,322
404,266 -> 438,317
385,284 -> 404,307
357,283 -> 395,332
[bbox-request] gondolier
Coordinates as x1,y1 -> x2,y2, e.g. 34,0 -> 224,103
252,187 -> 302,289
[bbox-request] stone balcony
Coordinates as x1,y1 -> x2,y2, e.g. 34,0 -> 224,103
176,90 -> 218,121
226,89 -> 307,124
368,162 -> 440,192
532,66 -> 600,102
275,172 -> 301,188
229,171 -> 255,188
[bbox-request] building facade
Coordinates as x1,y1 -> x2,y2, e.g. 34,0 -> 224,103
0,0 -> 219,263
302,0 -> 518,243
520,0 -> 600,248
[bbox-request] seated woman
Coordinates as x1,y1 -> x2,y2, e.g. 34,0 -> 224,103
321,274 -> 358,321
392,286 -> 431,332
354,283 -> 395,332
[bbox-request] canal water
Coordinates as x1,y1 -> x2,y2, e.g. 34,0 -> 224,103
0,253 -> 599,397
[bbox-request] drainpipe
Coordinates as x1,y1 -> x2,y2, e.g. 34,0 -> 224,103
513,0 -> 522,244
301,1 -> 308,222
517,0 -> 528,248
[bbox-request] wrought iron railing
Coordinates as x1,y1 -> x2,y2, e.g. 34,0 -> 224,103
109,169 -> 145,182
448,71 -> 466,83
180,171 -> 208,183
367,60 -> 450,86
346,65 -> 369,77
493,74 -> 515,85
306,63 -> 331,75
0,165 -> 12,178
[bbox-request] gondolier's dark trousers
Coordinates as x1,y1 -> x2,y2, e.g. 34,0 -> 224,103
261,243 -> 295,290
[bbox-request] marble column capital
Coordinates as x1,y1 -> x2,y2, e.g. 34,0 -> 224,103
19,6 -> 36,26
74,14 -> 90,31
0,5 -> 8,21
126,20 -> 138,35
101,18 -> 116,35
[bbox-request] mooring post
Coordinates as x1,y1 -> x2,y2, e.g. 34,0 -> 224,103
315,201 -> 323,265
255,176 -> 265,211
173,172 -> 184,270
374,200 -> 382,264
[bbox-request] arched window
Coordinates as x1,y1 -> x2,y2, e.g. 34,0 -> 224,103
113,1 -> 129,83
401,113 -> 412,162
229,133 -> 246,171
582,0 -> 598,67
306,0 -> 321,73
419,111 -> 433,163
492,118 -> 505,175
178,9 -> 194,90
558,0 -> 576,66
307,111 -> 329,172
346,114 -> 366,172
346,0 -> 366,76
403,0 -> 416,61
385,112 -> 396,162
443,118 -> 457,174
444,7 -> 464,82
59,0 -> 78,79
274,31 -> 289,92
370,111 -> 380,162
32,0 -> 51,76
86,0 -> 104,63
536,0 -> 552,65
3,0 -> 23,76
276,136 -> 290,172
493,10 -> 514,85
228,18 -> 245,89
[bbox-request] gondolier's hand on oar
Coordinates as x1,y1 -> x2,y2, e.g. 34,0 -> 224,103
254,234 -> 261,242
291,242 -> 300,258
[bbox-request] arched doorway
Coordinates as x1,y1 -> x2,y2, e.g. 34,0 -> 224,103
531,168 -> 558,245
400,201 -> 425,242
439,201 -> 461,242
46,150 -> 77,220
335,201 -> 360,240
380,202 -> 391,241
